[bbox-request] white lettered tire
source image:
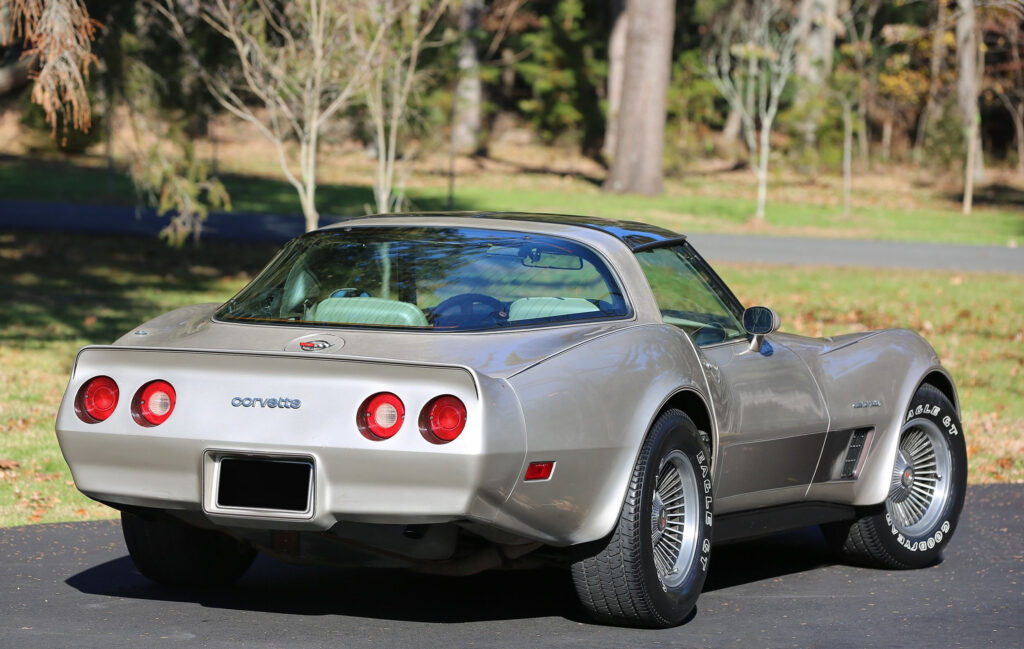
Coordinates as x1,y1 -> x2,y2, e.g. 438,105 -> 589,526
825,384 -> 967,569
571,409 -> 713,627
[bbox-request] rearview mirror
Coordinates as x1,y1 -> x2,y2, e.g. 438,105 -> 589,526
520,246 -> 584,270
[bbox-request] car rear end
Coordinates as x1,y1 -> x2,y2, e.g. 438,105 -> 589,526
56,346 -> 527,532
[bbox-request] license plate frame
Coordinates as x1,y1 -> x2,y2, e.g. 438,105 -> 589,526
204,452 -> 315,519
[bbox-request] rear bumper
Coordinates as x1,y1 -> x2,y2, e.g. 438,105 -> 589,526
57,429 -> 524,531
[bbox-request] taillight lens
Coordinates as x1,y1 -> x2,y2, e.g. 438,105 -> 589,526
420,395 -> 467,444
358,392 -> 405,440
132,380 -> 176,427
75,376 -> 119,423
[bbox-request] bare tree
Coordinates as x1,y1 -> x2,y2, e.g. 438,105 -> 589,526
365,0 -> 451,214
707,0 -> 800,222
152,0 -> 393,232
604,0 -> 674,196
830,60 -> 860,219
838,0 -> 882,169
1,0 -> 98,138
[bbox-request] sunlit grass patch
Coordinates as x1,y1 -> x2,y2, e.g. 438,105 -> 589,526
0,230 -> 278,526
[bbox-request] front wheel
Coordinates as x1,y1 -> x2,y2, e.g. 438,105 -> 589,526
571,409 -> 713,627
825,384 -> 967,569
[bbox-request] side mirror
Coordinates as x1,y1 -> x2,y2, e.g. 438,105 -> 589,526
742,306 -> 780,354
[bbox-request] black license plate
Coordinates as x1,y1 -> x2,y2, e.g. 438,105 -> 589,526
217,457 -> 312,512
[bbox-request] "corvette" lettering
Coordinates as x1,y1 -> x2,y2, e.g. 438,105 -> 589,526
231,397 -> 302,409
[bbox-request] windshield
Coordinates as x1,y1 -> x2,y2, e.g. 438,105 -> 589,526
216,226 -> 629,331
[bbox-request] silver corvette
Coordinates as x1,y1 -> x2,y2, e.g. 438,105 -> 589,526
55,213 -> 967,627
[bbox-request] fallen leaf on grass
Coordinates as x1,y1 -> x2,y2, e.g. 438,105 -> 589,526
0,459 -> 20,471
997,457 -> 1015,470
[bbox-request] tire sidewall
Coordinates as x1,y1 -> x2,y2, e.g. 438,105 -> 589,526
872,387 -> 967,566
639,411 -> 713,624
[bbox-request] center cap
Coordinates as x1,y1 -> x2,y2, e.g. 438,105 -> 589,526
657,505 -> 667,531
902,467 -> 915,487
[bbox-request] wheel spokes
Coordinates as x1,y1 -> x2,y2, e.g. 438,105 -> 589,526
886,418 -> 954,537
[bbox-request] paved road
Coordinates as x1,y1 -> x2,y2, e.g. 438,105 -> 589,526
1,485 -> 1021,649
688,233 -> 1024,274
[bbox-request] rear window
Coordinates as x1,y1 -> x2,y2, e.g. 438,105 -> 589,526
216,226 -> 629,331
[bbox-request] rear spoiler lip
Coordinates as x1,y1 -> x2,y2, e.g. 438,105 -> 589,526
72,345 -> 482,398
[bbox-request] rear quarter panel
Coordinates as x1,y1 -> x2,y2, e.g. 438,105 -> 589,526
499,324 -> 711,545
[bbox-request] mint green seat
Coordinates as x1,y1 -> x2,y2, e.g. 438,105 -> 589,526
507,297 -> 600,322
310,297 -> 428,327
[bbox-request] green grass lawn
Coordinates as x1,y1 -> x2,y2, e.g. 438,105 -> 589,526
0,230 -> 1021,527
2,156 -> 1022,246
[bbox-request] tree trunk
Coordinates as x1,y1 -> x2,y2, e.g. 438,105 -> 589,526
452,0 -> 484,154
602,0 -> 627,161
914,0 -> 949,163
300,136 -> 320,232
0,58 -> 32,96
1017,101 -> 1024,176
956,0 -> 980,213
963,118 -> 977,215
881,105 -> 892,163
755,122 -> 771,221
603,0 -> 674,195
843,99 -> 852,218
794,0 -> 837,156
722,107 -> 742,143
857,104 -> 869,169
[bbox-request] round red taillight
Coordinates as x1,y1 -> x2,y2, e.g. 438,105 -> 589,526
358,392 -> 405,440
420,395 -> 467,444
132,380 -> 176,427
75,376 -> 119,423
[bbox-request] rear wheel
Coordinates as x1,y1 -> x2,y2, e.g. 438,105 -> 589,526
571,409 -> 712,627
825,384 -> 967,569
121,510 -> 257,587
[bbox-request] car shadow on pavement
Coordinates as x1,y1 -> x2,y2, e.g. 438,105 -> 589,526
64,525 -> 836,624
67,556 -> 590,623
704,525 -> 835,592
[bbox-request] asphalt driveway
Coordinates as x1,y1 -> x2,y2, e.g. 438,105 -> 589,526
1,485 -> 1020,649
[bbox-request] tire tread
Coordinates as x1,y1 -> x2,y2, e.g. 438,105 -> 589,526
122,510 -> 256,587
571,409 -> 704,627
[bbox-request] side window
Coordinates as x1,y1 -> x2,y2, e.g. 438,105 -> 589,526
635,245 -> 745,346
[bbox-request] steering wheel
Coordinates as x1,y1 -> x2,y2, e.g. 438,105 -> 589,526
431,293 -> 505,328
